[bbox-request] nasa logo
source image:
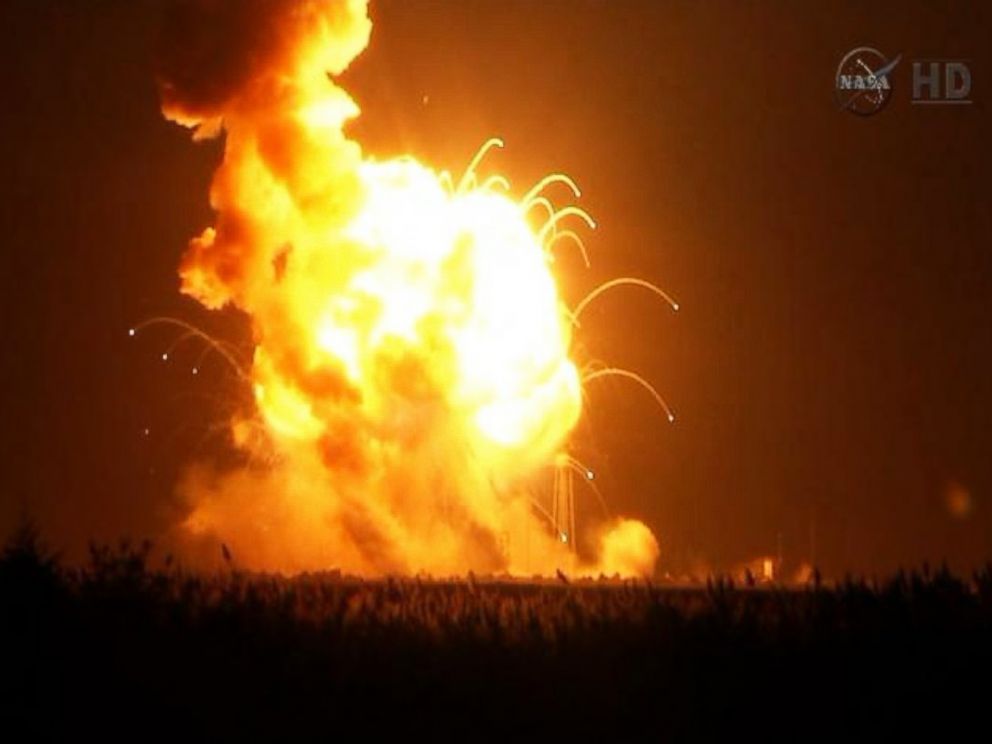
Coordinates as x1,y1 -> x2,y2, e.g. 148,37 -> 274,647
835,46 -> 901,116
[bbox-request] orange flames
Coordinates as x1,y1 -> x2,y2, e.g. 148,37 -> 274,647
158,0 -> 660,577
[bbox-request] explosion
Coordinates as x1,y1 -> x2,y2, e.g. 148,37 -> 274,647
154,0 -> 669,577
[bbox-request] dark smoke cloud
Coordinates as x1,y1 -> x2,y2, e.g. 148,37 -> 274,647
156,0 -> 370,132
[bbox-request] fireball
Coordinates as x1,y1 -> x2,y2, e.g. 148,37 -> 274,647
153,0 -> 669,577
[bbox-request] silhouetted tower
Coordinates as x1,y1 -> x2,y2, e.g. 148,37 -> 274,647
552,458 -> 576,552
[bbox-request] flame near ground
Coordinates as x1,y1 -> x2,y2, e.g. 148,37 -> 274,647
155,0 -> 664,577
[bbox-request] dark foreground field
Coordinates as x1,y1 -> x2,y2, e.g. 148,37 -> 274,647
3,529 -> 991,738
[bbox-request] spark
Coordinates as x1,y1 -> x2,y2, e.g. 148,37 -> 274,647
479,174 -> 510,193
537,205 -> 597,244
562,454 -> 610,518
550,452 -> 610,524
522,173 -> 582,205
545,229 -> 591,268
529,498 -> 558,531
582,367 -> 676,423
456,137 -> 504,194
525,199 -> 591,267
131,317 -> 250,380
572,277 -> 679,326
525,195 -> 556,222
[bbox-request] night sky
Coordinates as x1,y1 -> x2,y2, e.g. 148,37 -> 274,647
1,0 -> 990,575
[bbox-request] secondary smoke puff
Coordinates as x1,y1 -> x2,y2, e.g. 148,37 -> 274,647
597,519 -> 660,578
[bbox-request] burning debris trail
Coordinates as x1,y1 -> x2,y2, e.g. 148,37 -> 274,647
155,0 -> 669,576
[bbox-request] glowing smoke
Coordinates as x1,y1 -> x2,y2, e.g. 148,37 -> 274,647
596,519 -> 661,578
156,0 -> 660,576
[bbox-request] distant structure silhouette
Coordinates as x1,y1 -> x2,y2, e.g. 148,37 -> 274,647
552,460 -> 576,554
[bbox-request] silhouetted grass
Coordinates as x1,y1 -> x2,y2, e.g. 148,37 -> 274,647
2,530 -> 990,737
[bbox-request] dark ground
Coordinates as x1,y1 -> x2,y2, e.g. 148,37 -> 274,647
2,527 -> 990,739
